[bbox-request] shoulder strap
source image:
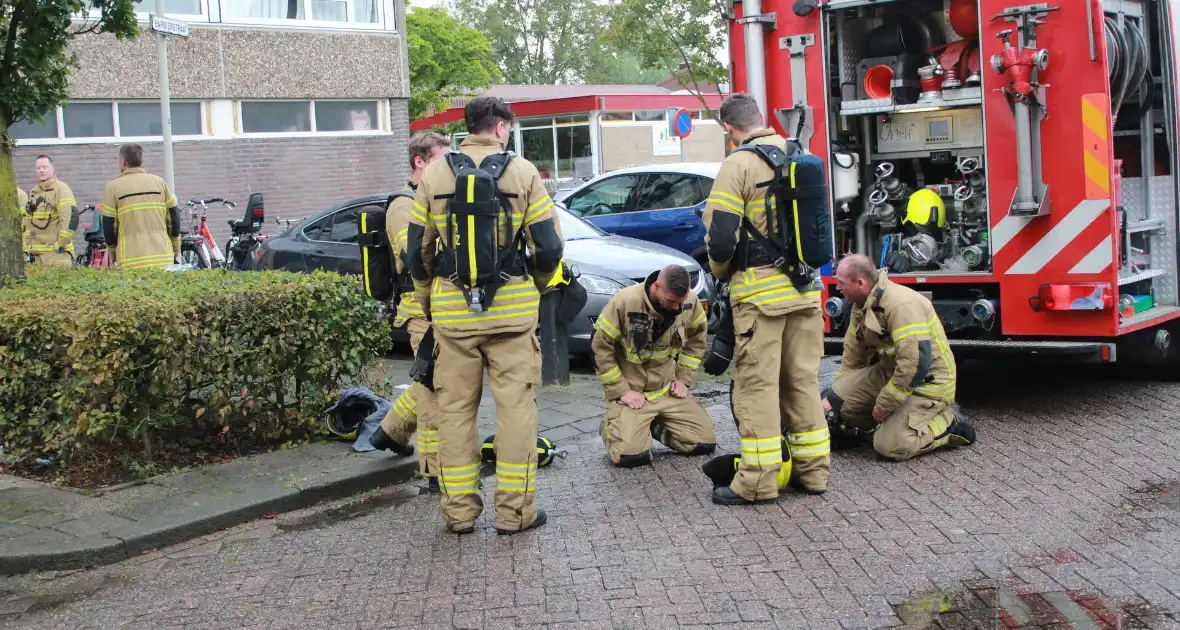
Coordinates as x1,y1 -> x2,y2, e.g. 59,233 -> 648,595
478,152 -> 514,181
447,151 -> 477,174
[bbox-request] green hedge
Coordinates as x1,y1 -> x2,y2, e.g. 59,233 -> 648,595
0,267 -> 390,461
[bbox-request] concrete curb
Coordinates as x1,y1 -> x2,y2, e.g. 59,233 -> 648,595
0,454 -> 420,575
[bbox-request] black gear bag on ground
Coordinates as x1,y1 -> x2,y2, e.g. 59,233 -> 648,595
734,142 -> 834,289
358,190 -> 414,303
439,151 -> 527,312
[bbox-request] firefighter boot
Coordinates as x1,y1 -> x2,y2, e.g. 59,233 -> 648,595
497,508 -> 548,536
945,405 -> 977,447
712,486 -> 777,505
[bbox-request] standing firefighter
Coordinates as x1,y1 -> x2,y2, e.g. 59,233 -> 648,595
24,156 -> 78,268
824,254 -> 976,460
101,144 -> 182,270
701,93 -> 831,504
407,96 -> 565,535
369,131 -> 452,487
593,264 -> 716,466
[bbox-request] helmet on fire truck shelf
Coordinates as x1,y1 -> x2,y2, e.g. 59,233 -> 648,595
902,188 -> 947,232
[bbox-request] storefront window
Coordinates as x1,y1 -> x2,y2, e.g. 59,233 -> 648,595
557,125 -> 592,179
521,128 -> 556,180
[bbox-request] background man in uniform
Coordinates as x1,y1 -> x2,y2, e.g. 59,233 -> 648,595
101,144 -> 182,270
370,131 -> 452,488
701,93 -> 830,505
24,155 -> 77,268
407,96 -> 565,535
825,254 -> 976,460
592,264 -> 716,467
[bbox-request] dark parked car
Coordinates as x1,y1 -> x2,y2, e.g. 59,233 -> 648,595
258,195 -> 713,357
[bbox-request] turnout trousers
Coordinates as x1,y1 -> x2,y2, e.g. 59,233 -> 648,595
379,317 -> 439,478
434,328 -> 542,532
599,393 -> 716,465
29,252 -> 74,268
830,362 -> 954,461
730,303 -> 830,500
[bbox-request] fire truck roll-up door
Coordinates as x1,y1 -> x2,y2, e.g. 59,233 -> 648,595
730,0 -> 1180,363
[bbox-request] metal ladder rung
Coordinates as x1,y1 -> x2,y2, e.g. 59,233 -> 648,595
1119,268 -> 1165,285
1128,219 -> 1165,234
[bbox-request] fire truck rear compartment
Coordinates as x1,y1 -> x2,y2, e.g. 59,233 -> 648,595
822,0 -> 1180,343
825,0 -> 993,276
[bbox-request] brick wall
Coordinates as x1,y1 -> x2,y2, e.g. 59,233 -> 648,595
17,99 -> 411,250
601,124 -> 727,171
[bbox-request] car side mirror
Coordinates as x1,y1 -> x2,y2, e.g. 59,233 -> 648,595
694,206 -> 704,218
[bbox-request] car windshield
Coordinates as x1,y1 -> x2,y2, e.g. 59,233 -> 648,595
555,206 -> 604,240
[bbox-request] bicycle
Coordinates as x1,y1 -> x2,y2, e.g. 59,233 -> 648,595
75,205 -> 115,268
181,198 -> 232,269
223,192 -> 266,272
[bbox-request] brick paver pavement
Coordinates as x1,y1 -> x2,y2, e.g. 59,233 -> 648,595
3,359 -> 1180,629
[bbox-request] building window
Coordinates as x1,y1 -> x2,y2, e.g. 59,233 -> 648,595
238,99 -> 386,134
223,0 -> 382,27
132,0 -> 202,14
10,101 -> 205,143
118,101 -> 203,136
521,127 -> 556,180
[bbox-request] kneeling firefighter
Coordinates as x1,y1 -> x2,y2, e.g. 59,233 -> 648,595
591,264 -> 716,467
357,132 -> 452,485
825,254 -> 976,461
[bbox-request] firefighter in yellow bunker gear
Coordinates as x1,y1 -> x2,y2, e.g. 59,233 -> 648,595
100,144 -> 182,270
368,131 -> 453,485
24,155 -> 78,268
593,264 -> 716,466
701,93 -> 830,505
406,96 -> 565,535
824,254 -> 977,460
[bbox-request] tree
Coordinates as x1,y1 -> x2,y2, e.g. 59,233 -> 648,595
406,5 -> 500,121
453,0 -> 597,85
611,0 -> 729,123
0,1 -> 138,285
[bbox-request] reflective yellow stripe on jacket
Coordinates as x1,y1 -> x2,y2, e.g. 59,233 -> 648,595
730,269 -> 821,307
429,277 -> 540,328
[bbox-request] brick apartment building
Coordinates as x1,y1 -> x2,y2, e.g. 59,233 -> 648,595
11,0 -> 411,247
411,85 -> 727,190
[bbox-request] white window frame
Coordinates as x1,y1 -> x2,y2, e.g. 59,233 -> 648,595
517,119 -> 592,182
235,99 -> 391,138
217,0 -> 391,31
83,0 -> 209,22
11,100 -> 208,146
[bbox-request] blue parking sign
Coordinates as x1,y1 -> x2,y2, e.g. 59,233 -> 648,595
673,108 -> 692,138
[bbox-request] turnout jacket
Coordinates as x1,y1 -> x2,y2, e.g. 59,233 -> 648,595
385,179 -> 426,328
101,168 -> 181,270
24,178 -> 77,256
701,128 -> 821,316
838,271 -> 957,415
592,271 -> 709,401
408,135 -> 565,337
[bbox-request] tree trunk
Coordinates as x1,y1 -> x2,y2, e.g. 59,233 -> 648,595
0,121 -> 26,287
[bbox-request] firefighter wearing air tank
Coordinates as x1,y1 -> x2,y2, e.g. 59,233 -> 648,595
24,155 -> 78,268
593,264 -> 716,467
368,132 -> 453,485
700,93 -> 832,505
407,96 -> 565,535
101,144 -> 182,270
824,254 -> 977,460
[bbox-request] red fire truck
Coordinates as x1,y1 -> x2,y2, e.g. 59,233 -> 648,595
727,0 -> 1180,365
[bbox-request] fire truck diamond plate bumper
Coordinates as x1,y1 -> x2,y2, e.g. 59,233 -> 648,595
823,337 -> 1116,363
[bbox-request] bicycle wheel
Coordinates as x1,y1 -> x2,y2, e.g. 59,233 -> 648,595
180,248 -> 202,268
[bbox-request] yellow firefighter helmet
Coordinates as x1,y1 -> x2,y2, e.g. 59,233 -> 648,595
902,188 -> 947,229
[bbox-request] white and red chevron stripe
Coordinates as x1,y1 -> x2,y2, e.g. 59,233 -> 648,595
991,199 -> 1114,276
